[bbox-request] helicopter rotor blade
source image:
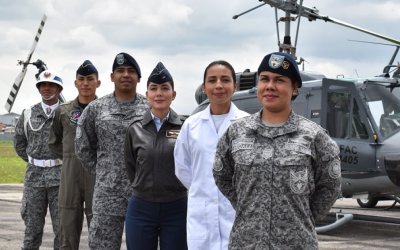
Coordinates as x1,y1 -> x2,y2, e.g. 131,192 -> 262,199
4,68 -> 29,112
4,14 -> 47,113
321,16 -> 400,46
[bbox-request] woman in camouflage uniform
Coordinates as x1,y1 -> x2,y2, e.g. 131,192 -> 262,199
213,52 -> 341,250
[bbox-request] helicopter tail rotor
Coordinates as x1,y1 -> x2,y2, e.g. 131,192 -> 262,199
4,14 -> 47,113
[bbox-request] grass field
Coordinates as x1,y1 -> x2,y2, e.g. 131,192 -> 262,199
0,140 -> 26,183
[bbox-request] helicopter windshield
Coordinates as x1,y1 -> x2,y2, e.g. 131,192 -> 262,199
364,81 -> 400,138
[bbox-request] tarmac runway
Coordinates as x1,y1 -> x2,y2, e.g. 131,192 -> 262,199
1,184 -> 400,250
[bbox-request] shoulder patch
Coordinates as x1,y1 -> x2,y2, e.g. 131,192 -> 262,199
60,100 -> 73,106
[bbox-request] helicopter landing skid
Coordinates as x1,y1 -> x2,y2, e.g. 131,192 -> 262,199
316,213 -> 354,233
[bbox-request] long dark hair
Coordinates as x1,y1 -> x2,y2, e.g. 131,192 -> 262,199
203,60 -> 236,85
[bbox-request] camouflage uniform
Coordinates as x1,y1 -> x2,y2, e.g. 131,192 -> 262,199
48,97 -> 96,250
213,110 -> 341,250
75,93 -> 149,250
14,102 -> 62,250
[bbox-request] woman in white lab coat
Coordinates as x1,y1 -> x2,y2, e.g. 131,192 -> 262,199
174,60 -> 248,250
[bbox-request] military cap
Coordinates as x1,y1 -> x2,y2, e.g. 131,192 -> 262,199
257,52 -> 302,88
148,62 -> 173,85
112,52 -> 141,78
77,60 -> 98,76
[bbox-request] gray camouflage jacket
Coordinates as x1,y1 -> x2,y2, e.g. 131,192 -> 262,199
213,110 -> 341,250
75,93 -> 149,216
14,102 -> 62,188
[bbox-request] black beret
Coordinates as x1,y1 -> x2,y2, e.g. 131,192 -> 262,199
77,60 -> 98,76
257,52 -> 302,88
148,62 -> 173,84
112,52 -> 141,78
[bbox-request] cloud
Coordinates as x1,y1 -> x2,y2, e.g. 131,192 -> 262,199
0,0 -> 399,116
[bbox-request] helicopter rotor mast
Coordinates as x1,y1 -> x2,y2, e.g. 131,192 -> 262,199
234,0 -> 400,60
260,0 -> 400,48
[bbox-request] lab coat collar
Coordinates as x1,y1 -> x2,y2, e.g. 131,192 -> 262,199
199,103 -> 241,121
200,102 -> 242,135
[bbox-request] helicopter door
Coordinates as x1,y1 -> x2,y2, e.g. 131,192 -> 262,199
321,79 -> 376,172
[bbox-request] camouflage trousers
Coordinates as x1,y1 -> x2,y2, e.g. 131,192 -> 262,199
20,185 -> 59,250
89,214 -> 125,250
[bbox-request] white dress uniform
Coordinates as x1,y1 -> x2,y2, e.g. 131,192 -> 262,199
174,103 -> 248,250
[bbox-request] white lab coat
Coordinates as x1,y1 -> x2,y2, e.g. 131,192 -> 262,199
174,103 -> 248,250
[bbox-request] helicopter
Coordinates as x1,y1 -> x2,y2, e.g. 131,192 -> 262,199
4,14 -> 65,113
193,0 -> 400,211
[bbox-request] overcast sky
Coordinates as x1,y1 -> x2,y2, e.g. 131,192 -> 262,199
1,0 -> 399,116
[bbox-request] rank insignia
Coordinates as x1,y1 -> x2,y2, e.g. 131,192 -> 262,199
70,111 -> 81,124
166,130 -> 180,138
282,61 -> 290,69
46,108 -> 52,115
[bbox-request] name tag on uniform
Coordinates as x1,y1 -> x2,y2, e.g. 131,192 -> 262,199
232,138 -> 255,153
101,115 -> 120,121
31,118 -> 43,123
287,138 -> 310,148
166,130 -> 180,138
285,142 -> 311,155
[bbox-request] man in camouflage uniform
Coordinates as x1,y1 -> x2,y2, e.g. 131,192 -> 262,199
75,52 -> 150,250
48,60 -> 101,250
14,70 -> 64,250
213,52 -> 341,250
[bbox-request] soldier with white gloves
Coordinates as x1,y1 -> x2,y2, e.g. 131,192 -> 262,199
14,70 -> 64,250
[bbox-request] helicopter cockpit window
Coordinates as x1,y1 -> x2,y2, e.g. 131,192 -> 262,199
326,86 -> 369,139
327,89 -> 350,138
365,83 -> 400,137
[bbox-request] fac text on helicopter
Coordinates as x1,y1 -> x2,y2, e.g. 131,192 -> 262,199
193,0 -> 400,215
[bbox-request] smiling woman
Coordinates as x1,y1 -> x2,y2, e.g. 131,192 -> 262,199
174,60 -> 249,250
124,62 -> 187,250
213,52 -> 342,250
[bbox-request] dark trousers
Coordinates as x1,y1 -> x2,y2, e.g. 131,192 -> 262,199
125,196 -> 188,250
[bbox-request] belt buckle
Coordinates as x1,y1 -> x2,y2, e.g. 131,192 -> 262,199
55,159 -> 60,166
44,160 -> 51,168
30,158 -> 34,165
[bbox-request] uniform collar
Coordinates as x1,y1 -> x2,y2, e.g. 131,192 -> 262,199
245,109 -> 299,138
72,95 -> 98,109
72,97 -> 81,109
142,108 -> 182,126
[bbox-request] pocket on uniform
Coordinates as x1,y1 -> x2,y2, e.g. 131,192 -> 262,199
20,196 -> 27,221
275,153 -> 311,167
232,150 -> 255,166
187,198 -> 207,240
